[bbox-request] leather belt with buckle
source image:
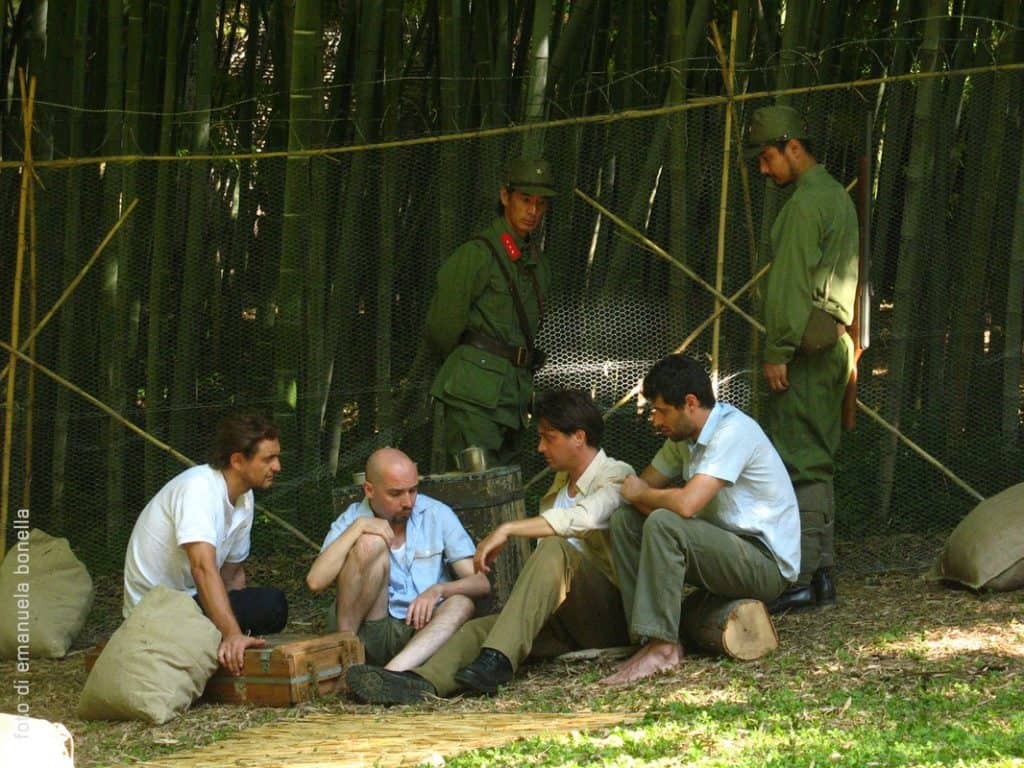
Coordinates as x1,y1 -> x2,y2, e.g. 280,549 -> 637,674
460,330 -> 534,369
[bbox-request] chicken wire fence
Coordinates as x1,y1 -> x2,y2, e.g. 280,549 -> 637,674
1,67 -> 1022,582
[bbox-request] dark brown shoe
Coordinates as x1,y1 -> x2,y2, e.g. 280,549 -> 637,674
345,664 -> 436,705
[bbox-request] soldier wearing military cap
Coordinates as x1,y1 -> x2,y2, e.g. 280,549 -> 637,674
425,157 -> 556,471
745,105 -> 859,613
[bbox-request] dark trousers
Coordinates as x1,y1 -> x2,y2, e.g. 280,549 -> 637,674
194,586 -> 288,635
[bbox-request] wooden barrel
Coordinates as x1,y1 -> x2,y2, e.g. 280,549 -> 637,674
331,466 -> 530,611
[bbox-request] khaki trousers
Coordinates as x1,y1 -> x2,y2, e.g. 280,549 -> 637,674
414,537 -> 630,696
794,480 -> 835,585
610,506 -> 785,644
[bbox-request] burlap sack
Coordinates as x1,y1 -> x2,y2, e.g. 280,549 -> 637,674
0,713 -> 74,768
77,586 -> 221,724
936,482 -> 1024,591
0,528 -> 94,659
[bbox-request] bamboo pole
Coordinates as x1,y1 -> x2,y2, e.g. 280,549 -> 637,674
709,13 -> 761,418
574,190 -> 986,504
0,199 -> 139,385
5,61 -> 1023,172
0,340 -> 322,552
709,13 -> 738,384
22,111 -> 38,510
1,72 -> 35,559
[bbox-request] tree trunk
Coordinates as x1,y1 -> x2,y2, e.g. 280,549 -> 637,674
679,590 -> 779,660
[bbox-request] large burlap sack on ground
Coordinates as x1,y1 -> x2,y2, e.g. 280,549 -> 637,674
77,586 -> 221,724
0,713 -> 74,768
0,528 -> 94,659
935,482 -> 1024,591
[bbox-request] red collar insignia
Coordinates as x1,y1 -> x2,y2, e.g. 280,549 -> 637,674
500,232 -> 521,261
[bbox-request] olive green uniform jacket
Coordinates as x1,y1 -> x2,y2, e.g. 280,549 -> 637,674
763,163 -> 858,487
426,217 -> 550,462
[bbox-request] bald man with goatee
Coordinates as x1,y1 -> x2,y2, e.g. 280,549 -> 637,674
307,448 -> 489,671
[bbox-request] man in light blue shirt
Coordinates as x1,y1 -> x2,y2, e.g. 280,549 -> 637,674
603,354 -> 799,684
306,448 -> 489,670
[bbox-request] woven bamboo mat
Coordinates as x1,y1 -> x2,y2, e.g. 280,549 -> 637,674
128,711 -> 639,767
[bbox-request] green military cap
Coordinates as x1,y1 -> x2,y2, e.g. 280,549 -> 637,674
744,105 -> 806,158
504,157 -> 557,197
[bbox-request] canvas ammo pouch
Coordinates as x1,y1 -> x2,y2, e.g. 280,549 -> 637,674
799,306 -> 842,355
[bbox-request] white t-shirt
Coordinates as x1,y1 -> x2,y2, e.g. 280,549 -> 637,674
554,483 -> 585,551
122,464 -> 253,616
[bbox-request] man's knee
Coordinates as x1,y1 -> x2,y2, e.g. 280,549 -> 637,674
610,504 -> 643,537
439,593 -> 475,622
349,531 -> 389,566
230,586 -> 288,635
533,536 -> 574,563
644,508 -> 695,546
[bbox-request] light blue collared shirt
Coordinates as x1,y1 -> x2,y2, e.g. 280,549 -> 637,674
652,402 -> 801,583
320,493 -> 476,619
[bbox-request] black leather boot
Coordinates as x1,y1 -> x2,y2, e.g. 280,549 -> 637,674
454,648 -> 514,695
812,567 -> 837,608
767,584 -> 817,614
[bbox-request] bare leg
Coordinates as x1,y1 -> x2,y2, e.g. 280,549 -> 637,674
335,534 -> 390,633
385,595 -> 475,672
600,639 -> 683,685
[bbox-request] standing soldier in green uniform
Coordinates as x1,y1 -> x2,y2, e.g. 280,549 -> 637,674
426,158 -> 556,471
745,106 -> 858,612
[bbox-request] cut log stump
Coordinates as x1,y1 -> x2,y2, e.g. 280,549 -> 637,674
679,590 -> 779,661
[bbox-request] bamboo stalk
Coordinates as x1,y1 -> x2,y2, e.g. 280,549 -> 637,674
0,199 -> 139,385
709,13 -> 761,417
5,61 -> 1023,172
0,339 -> 322,552
1,72 -> 36,559
21,122 -> 38,510
574,191 -> 986,504
709,13 -> 738,383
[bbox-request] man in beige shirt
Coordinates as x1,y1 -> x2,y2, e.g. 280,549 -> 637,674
346,389 -> 634,704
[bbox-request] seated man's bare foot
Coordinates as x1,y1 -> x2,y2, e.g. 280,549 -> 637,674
600,640 -> 683,685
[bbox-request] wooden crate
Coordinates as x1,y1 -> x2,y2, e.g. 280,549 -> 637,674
85,632 -> 365,707
202,632 -> 364,706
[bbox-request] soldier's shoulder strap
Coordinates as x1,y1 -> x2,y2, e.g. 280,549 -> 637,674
472,236 -> 543,350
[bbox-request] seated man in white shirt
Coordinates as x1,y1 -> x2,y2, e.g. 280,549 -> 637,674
306,448 -> 490,671
123,412 -> 289,675
344,389 -> 635,704
603,354 -> 800,684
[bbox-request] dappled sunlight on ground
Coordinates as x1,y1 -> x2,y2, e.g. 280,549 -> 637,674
880,620 -> 1024,660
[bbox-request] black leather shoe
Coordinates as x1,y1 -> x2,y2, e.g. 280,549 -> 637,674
454,648 -> 514,695
812,568 -> 837,608
767,585 -> 817,614
345,664 -> 436,705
